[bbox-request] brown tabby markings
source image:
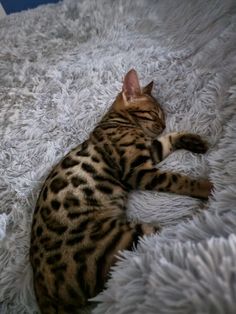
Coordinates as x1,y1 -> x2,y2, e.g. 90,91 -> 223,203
30,69 -> 212,314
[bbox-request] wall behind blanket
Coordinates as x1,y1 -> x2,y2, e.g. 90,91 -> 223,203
0,0 -> 60,15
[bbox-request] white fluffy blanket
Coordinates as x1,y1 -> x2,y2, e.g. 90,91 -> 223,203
0,0 -> 236,313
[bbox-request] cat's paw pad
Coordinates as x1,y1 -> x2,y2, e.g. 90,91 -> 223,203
175,134 -> 208,154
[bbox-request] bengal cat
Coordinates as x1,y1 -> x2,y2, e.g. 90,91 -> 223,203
30,69 -> 212,314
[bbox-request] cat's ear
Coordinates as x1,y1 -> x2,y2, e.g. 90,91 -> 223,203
122,69 -> 141,102
142,81 -> 153,95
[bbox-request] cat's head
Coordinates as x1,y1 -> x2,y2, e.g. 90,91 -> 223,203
113,69 -> 165,137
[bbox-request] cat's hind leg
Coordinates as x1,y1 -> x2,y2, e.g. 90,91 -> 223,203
90,219 -> 160,296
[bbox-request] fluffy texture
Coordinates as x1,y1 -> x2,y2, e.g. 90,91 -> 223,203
0,0 -> 236,313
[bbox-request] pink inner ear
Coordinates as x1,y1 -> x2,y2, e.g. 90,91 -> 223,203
122,69 -> 141,99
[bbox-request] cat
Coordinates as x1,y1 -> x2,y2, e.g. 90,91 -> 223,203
30,69 -> 212,314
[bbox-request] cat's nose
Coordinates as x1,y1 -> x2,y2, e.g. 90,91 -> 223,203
161,121 -> 166,129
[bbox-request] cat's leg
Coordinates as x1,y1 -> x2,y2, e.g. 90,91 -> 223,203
122,133 -> 212,198
151,132 -> 208,163
90,219 -> 160,296
127,165 -> 212,199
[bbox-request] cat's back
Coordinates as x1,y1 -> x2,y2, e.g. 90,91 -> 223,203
30,137 -> 128,311
33,137 -> 126,224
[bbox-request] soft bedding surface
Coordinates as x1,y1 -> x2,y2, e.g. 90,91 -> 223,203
0,0 -> 236,313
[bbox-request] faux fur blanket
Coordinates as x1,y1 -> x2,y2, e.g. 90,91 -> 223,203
0,0 -> 236,313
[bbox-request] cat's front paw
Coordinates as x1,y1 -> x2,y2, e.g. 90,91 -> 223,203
174,133 -> 208,154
